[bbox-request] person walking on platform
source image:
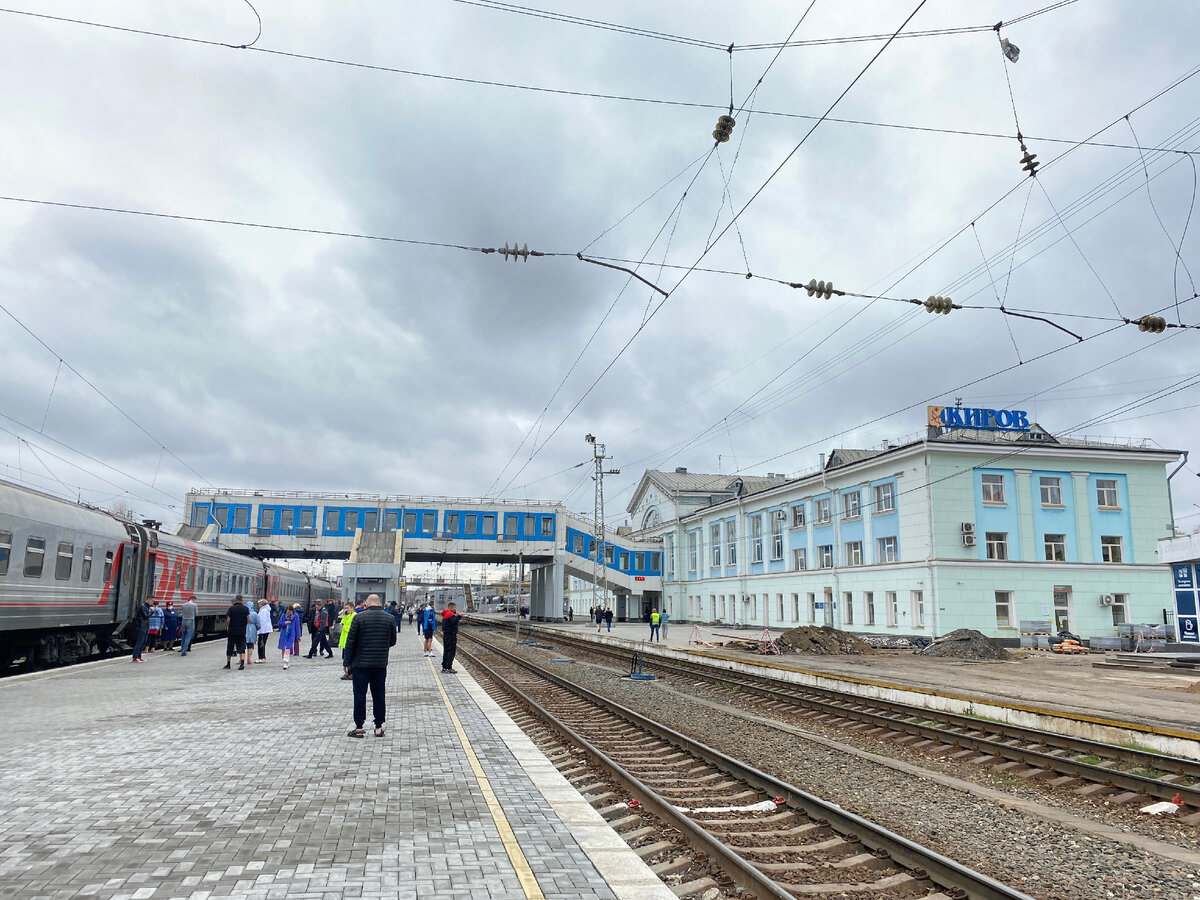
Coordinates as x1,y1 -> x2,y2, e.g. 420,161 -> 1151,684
594,606 -> 603,634
338,601 -> 356,680
421,604 -> 437,657
344,594 -> 396,739
131,596 -> 151,663
649,608 -> 661,642
179,594 -> 198,656
604,608 -> 613,632
407,605 -> 415,627
440,602 -> 462,674
290,604 -> 304,657
244,603 -> 259,668
224,596 -> 250,670
306,602 -> 330,658
659,607 -> 670,640
277,605 -> 301,669
160,601 -> 180,651
256,600 -> 273,662
147,600 -> 164,653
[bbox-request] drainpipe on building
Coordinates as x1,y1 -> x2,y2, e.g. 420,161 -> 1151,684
736,489 -> 747,628
1167,450 -> 1189,536
923,438 -> 940,638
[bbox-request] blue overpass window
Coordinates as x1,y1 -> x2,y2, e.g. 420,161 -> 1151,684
572,534 -> 583,554
649,552 -> 660,572
364,511 -> 378,532
620,552 -> 629,571
404,512 -> 417,534
345,511 -> 359,530
446,513 -> 460,534
505,515 -> 519,537
324,509 -> 338,531
191,503 -> 210,527
604,545 -> 615,564
261,508 -> 276,530
464,515 -> 476,536
233,507 -> 249,530
541,517 -> 554,538
635,553 -> 645,571
483,514 -> 496,536
422,512 -> 436,533
300,508 -> 315,530
384,511 -> 400,531
280,508 -> 294,531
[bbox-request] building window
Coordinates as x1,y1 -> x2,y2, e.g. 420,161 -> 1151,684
421,512 -> 435,533
777,593 -> 784,621
817,544 -> 834,568
665,536 -> 675,576
1096,479 -> 1120,509
710,524 -> 721,568
1100,535 -> 1124,563
751,515 -> 764,563
844,591 -> 853,625
481,514 -> 496,536
1112,593 -> 1128,626
81,545 -> 93,582
995,590 -> 1013,627
446,513 -> 462,535
807,592 -> 816,624
300,508 -> 316,530
981,473 -> 1005,504
233,507 -> 249,530
55,542 -> 74,580
24,537 -> 45,578
877,535 -> 897,563
345,510 -> 360,531
873,482 -> 895,513
750,594 -> 758,619
463,515 -> 477,536
604,544 -> 615,565
572,534 -> 584,555
621,552 -> 630,571
844,541 -> 863,566
842,490 -> 861,520
1040,476 -> 1063,506
1044,534 -> 1066,561
726,520 -> 737,566
886,591 -> 898,626
985,532 -> 1009,560
261,507 -> 276,530
770,513 -> 783,560
688,532 -> 698,572
814,498 -> 831,525
634,552 -> 645,571
792,547 -> 807,571
401,512 -> 415,534
791,504 -> 806,528
504,514 -> 519,537
280,508 -> 295,531
791,593 -> 800,621
911,590 -> 925,627
650,552 -> 660,572
864,591 -> 875,625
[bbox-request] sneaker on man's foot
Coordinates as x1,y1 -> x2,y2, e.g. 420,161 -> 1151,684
222,663 -> 231,669
441,668 -> 458,674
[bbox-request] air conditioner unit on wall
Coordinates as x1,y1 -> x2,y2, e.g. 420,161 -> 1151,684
961,522 -> 976,534
1100,593 -> 1115,606
962,533 -> 977,547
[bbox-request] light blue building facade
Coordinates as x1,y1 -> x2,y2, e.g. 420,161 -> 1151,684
629,417 -> 1180,642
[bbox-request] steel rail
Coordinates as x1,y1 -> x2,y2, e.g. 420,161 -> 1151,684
482,622 -> 1200,805
462,633 -> 1039,900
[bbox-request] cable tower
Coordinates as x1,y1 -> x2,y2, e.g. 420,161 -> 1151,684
585,434 -> 620,615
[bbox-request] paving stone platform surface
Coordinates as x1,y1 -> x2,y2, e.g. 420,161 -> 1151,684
0,627 -> 675,900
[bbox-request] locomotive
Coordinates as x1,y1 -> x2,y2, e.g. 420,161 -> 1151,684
0,479 -> 338,669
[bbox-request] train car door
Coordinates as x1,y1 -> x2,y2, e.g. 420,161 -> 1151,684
113,543 -> 135,624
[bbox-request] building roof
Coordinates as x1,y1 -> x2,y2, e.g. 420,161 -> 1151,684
627,469 -> 787,515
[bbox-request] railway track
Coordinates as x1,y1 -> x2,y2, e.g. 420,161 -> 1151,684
471,620 -> 1200,816
460,633 -> 1036,900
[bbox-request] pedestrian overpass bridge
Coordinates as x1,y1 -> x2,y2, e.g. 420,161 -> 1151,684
180,489 -> 662,621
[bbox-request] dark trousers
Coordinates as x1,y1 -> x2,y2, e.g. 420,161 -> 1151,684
257,633 -> 269,660
351,666 -> 387,728
131,626 -> 149,660
442,631 -> 459,670
307,628 -> 331,657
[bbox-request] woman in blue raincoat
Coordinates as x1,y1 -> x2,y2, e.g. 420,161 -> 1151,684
277,605 -> 301,669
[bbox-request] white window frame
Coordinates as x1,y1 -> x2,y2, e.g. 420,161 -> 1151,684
844,540 -> 863,566
911,589 -> 925,627
1100,535 -> 1124,563
818,544 -> 834,568
1039,475 -> 1063,507
687,532 -> 698,572
877,535 -> 897,563
790,504 -> 806,528
995,590 -> 1013,627
1096,479 -> 1120,509
981,473 -> 1005,504
842,490 -> 861,520
873,482 -> 895,513
791,593 -> 800,622
1112,592 -> 1128,626
985,531 -> 1009,561
886,591 -> 898,627
770,512 -> 784,560
843,591 -> 853,625
814,497 -> 832,525
792,547 -> 807,571
725,520 -> 737,567
665,536 -> 674,577
776,593 -> 784,621
1044,534 -> 1066,562
864,591 -> 875,626
806,592 -> 816,624
710,523 -> 721,568
751,515 -> 763,564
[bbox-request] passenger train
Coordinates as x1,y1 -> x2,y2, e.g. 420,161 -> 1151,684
0,480 -> 338,669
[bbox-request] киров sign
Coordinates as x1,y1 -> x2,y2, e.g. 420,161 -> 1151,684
928,405 -> 1031,431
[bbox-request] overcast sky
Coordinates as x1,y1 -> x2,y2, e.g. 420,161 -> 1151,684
2,0 -> 1200,548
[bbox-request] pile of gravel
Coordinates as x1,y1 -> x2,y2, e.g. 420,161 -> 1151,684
776,625 -> 873,655
917,628 -> 1011,661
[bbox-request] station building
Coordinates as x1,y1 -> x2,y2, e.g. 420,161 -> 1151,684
630,407 -> 1183,643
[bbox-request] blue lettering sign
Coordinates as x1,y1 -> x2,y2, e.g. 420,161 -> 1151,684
936,406 -> 1031,432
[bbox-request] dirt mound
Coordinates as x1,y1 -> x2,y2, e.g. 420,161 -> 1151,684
917,628 -> 1011,661
776,626 -> 873,655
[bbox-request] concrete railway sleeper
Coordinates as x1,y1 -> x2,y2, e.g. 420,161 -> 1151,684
460,633 -> 1036,900
496,624 -> 1200,811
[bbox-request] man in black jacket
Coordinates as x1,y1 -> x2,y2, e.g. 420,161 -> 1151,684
441,601 -> 462,674
343,594 -> 397,738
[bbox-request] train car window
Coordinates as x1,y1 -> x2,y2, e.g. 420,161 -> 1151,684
24,537 -> 46,577
482,514 -> 496,536
403,512 -> 417,534
345,511 -> 359,531
281,508 -> 295,531
233,507 -> 249,530
300,508 -> 315,530
541,516 -> 554,538
0,530 -> 11,576
103,550 -> 114,583
185,566 -> 195,591
261,507 -> 276,530
324,509 -> 338,531
82,545 -> 94,582
384,511 -> 399,531
364,511 -> 378,532
207,570 -> 214,592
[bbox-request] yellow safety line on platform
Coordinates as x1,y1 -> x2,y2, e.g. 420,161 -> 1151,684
429,657 -> 546,900
686,649 -> 1200,742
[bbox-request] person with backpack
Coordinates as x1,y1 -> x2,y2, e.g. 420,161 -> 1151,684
604,608 -> 614,632
594,606 -> 603,633
440,602 -> 462,674
421,604 -> 437,657
305,602 -> 331,659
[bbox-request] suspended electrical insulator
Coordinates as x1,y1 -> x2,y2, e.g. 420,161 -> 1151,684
1020,149 -> 1039,177
712,115 -> 736,143
924,295 -> 953,314
501,242 -> 530,262
805,279 -> 834,299
1137,315 -> 1167,333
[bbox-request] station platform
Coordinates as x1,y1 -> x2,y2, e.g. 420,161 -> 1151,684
501,616 -> 1200,754
0,632 -> 676,900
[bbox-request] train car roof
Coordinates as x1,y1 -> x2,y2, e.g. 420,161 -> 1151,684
0,479 -> 130,539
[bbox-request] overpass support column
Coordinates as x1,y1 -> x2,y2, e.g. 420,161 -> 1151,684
530,566 -> 545,621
